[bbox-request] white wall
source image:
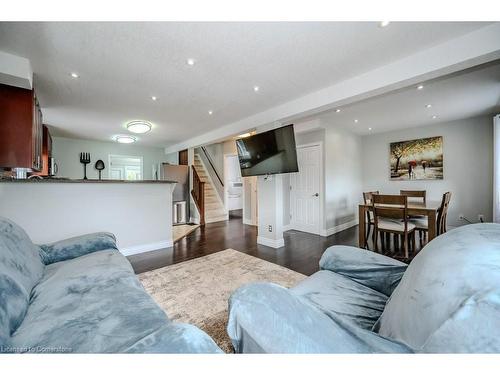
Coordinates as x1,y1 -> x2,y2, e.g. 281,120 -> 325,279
0,51 -> 33,89
361,115 -> 494,227
202,142 -> 224,178
53,137 -> 169,180
165,152 -> 179,165
323,125 -> 363,232
290,121 -> 363,235
257,175 -> 284,248
0,182 -> 174,255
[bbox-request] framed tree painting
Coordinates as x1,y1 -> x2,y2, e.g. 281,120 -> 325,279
390,136 -> 443,180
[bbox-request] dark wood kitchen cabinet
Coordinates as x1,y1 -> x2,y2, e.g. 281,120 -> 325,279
33,125 -> 53,176
0,83 -> 43,171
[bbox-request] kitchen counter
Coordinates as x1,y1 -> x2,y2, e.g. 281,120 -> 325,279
0,178 -> 177,183
0,180 -> 176,255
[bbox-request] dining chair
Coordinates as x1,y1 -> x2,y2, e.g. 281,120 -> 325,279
362,191 -> 379,249
400,190 -> 427,243
437,192 -> 452,235
409,192 -> 452,246
372,194 -> 416,260
400,190 -> 426,204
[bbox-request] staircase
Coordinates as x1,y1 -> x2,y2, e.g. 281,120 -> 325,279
193,154 -> 228,223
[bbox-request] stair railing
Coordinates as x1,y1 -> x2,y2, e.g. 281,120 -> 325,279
191,165 -> 205,226
201,146 -> 224,187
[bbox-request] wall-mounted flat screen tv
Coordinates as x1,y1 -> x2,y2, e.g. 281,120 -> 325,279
235,124 -> 299,177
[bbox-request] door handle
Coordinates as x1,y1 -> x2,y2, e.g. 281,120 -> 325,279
313,193 -> 319,197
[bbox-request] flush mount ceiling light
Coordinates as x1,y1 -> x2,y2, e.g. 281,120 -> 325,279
253,86 -> 260,92
70,72 -> 79,78
426,104 -> 432,108
335,109 -> 341,113
432,115 -> 438,119
126,120 -> 152,134
368,127 -> 372,131
186,58 -> 195,66
151,96 -> 157,101
379,21 -> 390,27
114,135 -> 137,144
354,119 -> 359,123
417,84 -> 424,90
208,110 -> 213,115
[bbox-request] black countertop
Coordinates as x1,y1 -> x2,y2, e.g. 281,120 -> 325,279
0,178 -> 177,184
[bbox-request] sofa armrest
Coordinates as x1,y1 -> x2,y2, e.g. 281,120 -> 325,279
124,323 -> 222,353
39,232 -> 118,265
227,282 -> 411,353
319,245 -> 407,296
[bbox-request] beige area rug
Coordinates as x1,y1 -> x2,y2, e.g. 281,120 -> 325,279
138,249 -> 306,353
172,224 -> 200,243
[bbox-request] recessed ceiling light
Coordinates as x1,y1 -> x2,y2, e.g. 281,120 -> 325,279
151,96 -> 157,101
335,109 -> 341,113
368,127 -> 372,131
186,58 -> 195,66
208,110 -> 213,115
126,120 -> 152,134
70,72 -> 79,78
354,119 -> 359,123
426,104 -> 432,108
379,21 -> 390,27
114,135 -> 137,144
432,115 -> 438,119
253,86 -> 260,92
417,85 -> 424,90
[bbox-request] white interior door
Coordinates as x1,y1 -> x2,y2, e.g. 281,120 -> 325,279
290,144 -> 321,234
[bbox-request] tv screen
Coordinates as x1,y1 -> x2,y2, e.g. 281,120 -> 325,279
236,124 -> 299,177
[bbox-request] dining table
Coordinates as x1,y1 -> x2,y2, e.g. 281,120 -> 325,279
358,200 -> 442,248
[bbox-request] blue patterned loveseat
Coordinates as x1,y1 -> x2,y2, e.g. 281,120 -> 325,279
0,216 -> 221,353
228,223 -> 500,353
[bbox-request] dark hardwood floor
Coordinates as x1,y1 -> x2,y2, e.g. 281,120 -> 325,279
129,213 -> 358,275
128,214 -> 421,275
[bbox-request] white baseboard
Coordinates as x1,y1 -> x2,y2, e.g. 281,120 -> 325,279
257,236 -> 285,248
282,224 -> 293,232
320,219 -> 358,237
121,240 -> 173,256
243,218 -> 257,226
190,216 -> 200,225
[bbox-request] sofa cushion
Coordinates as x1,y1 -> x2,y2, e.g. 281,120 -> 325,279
375,223 -> 500,352
0,217 -> 44,338
11,249 -> 171,353
291,270 -> 388,330
39,232 -> 118,265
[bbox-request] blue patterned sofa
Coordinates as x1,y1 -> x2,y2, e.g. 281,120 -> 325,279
228,223 -> 500,353
0,216 -> 221,353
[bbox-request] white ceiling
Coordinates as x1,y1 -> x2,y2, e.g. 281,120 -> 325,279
0,22 -> 493,147
312,61 -> 500,134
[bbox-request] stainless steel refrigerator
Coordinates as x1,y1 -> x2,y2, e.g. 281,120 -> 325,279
160,163 -> 190,225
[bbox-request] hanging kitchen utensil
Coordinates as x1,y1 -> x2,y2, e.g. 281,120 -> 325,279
95,159 -> 105,180
80,152 -> 91,180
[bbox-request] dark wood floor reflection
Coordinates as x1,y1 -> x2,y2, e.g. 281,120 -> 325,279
128,208 -> 426,275
128,212 -> 359,276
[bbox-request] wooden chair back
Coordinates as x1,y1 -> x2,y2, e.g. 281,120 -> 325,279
372,194 -> 408,223
363,191 -> 379,205
363,191 -> 379,222
437,192 -> 451,235
400,190 -> 426,204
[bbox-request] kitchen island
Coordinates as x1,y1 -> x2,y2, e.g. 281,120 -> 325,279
0,179 -> 177,255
